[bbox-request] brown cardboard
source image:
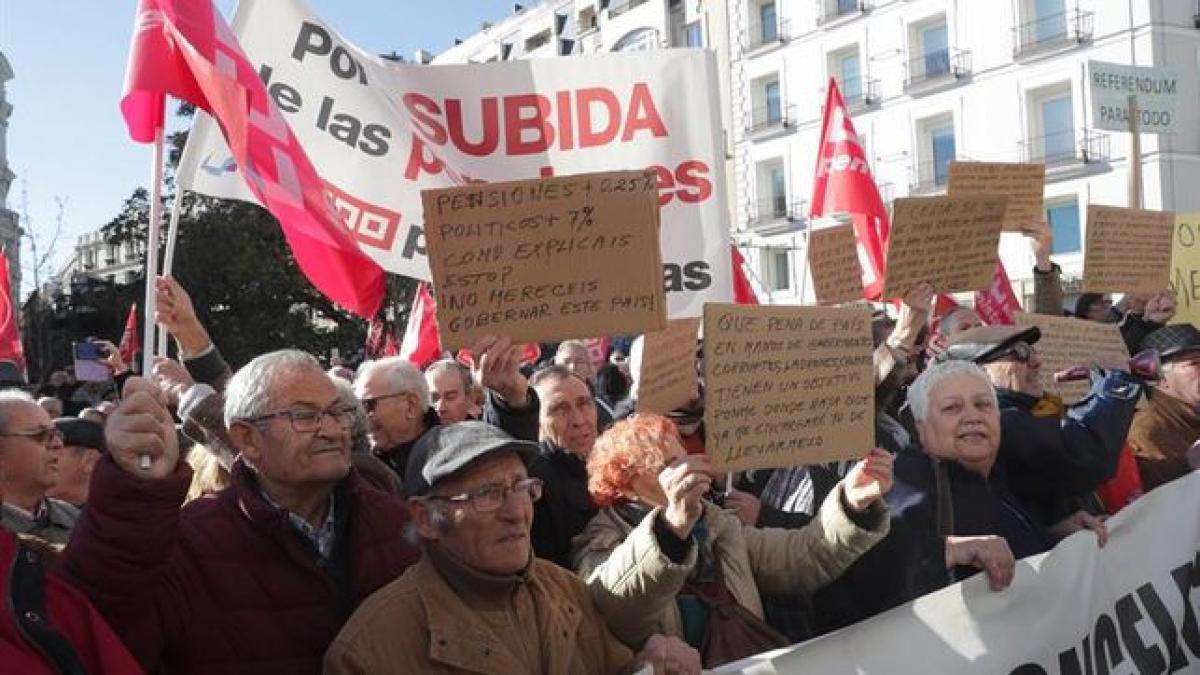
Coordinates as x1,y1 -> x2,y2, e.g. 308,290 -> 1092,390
703,304 -> 874,472
636,318 -> 701,415
947,161 -> 1047,231
882,195 -> 1008,299
808,220 -> 865,305
1013,311 -> 1130,405
1082,205 -> 1175,295
421,170 -> 667,348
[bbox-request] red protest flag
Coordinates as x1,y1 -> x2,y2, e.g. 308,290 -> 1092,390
730,245 -> 759,305
118,304 -> 140,365
810,79 -> 889,300
120,0 -> 385,317
399,282 -> 441,368
974,261 -> 1022,326
0,254 -> 25,374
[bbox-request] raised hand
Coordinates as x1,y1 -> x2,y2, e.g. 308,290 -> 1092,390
658,454 -> 717,539
471,335 -> 529,407
155,276 -> 212,357
635,634 -> 702,675
151,357 -> 197,409
842,447 -> 894,512
106,377 -> 180,479
1021,220 -> 1053,271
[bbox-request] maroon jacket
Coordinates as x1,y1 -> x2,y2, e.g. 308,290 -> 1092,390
57,456 -> 421,675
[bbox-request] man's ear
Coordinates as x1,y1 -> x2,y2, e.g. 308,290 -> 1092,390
228,422 -> 263,466
409,497 -> 441,541
82,449 -> 102,476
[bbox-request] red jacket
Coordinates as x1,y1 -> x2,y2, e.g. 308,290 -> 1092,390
57,456 -> 421,675
1,530 -> 142,675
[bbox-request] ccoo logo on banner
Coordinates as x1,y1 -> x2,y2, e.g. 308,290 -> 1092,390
177,0 -> 732,318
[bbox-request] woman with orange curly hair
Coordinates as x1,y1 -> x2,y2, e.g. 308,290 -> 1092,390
571,413 -> 893,668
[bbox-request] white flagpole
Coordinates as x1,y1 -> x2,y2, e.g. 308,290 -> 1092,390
156,190 -> 184,357
143,125 -> 165,377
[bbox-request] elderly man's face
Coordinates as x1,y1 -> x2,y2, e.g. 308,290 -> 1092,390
1159,352 -> 1200,410
1,402 -> 63,496
536,375 -> 598,457
427,369 -> 471,425
240,369 -> 351,487
355,369 -> 424,450
417,453 -> 534,576
982,341 -> 1044,398
917,374 -> 1000,477
555,346 -> 595,383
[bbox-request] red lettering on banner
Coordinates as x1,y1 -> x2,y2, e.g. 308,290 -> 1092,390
578,87 -> 621,147
402,93 -> 447,144
556,91 -> 575,150
623,83 -> 668,141
504,94 -> 555,155
324,182 -> 401,251
446,98 -> 499,156
652,164 -> 675,207
674,160 -> 711,204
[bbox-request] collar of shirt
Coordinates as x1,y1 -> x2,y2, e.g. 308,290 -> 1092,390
259,489 -> 337,560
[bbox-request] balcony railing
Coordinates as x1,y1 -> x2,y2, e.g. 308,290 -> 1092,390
837,78 -> 880,112
747,19 -> 791,50
905,49 -> 971,89
909,159 -> 954,194
747,103 -> 796,135
608,0 -> 650,19
1013,10 -> 1093,58
817,0 -> 869,25
748,199 -> 807,231
1019,128 -> 1110,166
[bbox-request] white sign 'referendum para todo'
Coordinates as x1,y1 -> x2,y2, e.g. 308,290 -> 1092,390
1088,60 -> 1180,134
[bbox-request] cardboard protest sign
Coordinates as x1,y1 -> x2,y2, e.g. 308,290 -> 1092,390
703,304 -> 873,472
808,218 -> 864,305
1014,312 -> 1129,404
1082,205 -> 1174,295
1169,212 -> 1200,327
947,161 -> 1046,231
636,318 -> 700,415
882,196 -> 1007,299
422,171 -> 667,349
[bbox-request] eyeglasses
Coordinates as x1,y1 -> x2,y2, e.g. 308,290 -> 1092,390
245,404 -> 358,433
986,342 -> 1036,364
360,392 -> 411,414
428,477 -> 543,513
1,427 -> 63,445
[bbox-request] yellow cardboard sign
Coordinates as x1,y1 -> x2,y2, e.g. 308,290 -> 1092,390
1170,212 -> 1200,327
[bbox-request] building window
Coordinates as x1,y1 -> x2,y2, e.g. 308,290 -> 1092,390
1033,0 -> 1066,43
837,0 -> 858,13
764,80 -> 781,123
828,46 -> 862,103
684,21 -> 703,47
921,22 -> 949,77
524,29 -> 552,52
914,114 -> 955,191
578,7 -> 598,32
759,1 -> 778,43
1026,83 -> 1074,163
1047,199 -> 1081,254
769,249 -> 791,291
752,159 -> 789,226
930,122 -> 956,186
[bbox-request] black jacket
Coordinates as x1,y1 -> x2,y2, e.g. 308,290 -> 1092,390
529,440 -> 597,568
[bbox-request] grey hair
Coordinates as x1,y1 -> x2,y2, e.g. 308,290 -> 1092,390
0,389 -> 36,435
554,340 -> 588,360
425,358 -> 474,393
331,377 -> 370,454
354,357 -> 430,408
224,350 -> 324,428
907,360 -> 997,423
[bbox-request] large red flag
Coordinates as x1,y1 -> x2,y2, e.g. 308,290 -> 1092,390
0,255 -> 25,373
399,282 -> 441,368
120,0 -> 385,317
974,261 -> 1022,326
730,246 -> 759,305
810,79 -> 889,300
118,304 -> 140,364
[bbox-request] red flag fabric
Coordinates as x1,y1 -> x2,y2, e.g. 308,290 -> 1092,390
974,261 -> 1022,326
118,304 -> 140,364
399,282 -> 441,368
120,0 -> 385,317
583,337 -> 611,371
925,294 -> 961,357
730,246 -> 759,305
810,79 -> 889,300
0,255 -> 25,372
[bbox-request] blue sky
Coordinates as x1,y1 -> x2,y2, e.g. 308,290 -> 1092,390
0,0 -> 514,294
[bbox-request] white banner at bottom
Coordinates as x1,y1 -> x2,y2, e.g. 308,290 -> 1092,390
716,472 -> 1200,674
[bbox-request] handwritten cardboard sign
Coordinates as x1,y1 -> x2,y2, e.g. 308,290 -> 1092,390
1082,205 -> 1175,295
808,218 -> 864,305
947,161 -> 1046,231
1013,311 -> 1130,404
882,195 -> 1008,299
421,171 -> 667,348
703,304 -> 874,472
636,318 -> 700,415
1170,212 -> 1200,328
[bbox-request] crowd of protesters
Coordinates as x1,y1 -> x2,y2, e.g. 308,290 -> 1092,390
0,223 -> 1196,674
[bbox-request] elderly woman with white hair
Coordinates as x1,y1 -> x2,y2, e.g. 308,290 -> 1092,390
815,360 -> 1107,631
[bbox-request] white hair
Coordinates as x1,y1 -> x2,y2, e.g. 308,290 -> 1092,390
424,358 -> 473,392
0,389 -> 36,434
354,356 -> 430,408
907,360 -> 997,423
224,350 -> 323,428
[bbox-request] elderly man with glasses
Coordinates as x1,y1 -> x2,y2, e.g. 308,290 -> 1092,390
939,325 -> 1142,533
58,349 -> 422,675
325,421 -> 701,674
0,391 -> 78,547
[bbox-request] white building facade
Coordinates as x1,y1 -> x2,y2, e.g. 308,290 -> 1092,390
0,50 -> 22,302
731,0 -> 1200,309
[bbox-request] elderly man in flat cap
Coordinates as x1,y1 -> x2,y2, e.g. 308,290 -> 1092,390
939,325 -> 1139,535
325,421 -> 701,675
47,417 -> 106,508
1127,324 -> 1200,492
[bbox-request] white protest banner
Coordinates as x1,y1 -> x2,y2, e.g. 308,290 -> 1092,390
715,472 -> 1200,674
178,0 -> 732,318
